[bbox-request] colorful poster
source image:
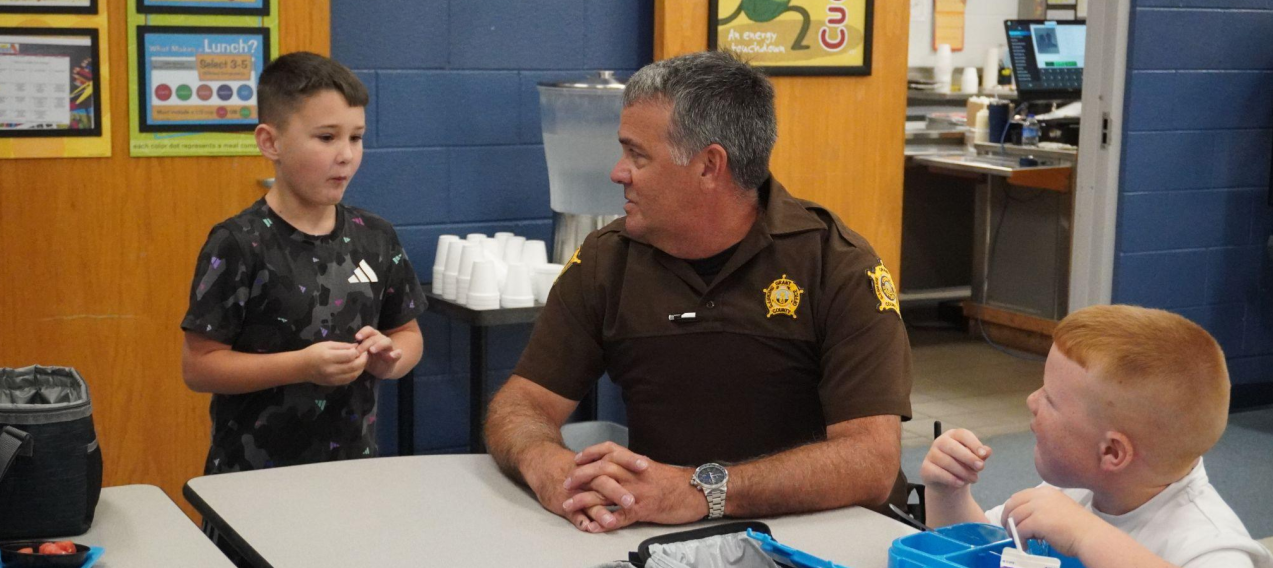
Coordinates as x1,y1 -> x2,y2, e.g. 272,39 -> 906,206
0,7 -> 110,159
127,0 -> 278,157
0,0 -> 97,15
137,0 -> 267,17
708,0 -> 873,76
136,26 -> 267,132
0,29 -> 101,137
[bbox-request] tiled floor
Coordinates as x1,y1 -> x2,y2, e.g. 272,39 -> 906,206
903,326 -> 1046,448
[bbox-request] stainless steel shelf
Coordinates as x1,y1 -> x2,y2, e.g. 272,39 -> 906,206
907,89 -> 1017,102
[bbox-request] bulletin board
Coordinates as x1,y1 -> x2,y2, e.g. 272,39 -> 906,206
136,0 -> 269,16
126,0 -> 277,157
0,0 -> 97,14
0,7 -> 110,159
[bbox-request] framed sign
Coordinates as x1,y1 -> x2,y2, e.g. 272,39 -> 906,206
0,27 -> 102,138
0,0 -> 97,14
136,25 -> 269,133
708,0 -> 873,76
136,0 -> 268,17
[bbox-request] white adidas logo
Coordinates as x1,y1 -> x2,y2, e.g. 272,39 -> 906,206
348,259 -> 379,284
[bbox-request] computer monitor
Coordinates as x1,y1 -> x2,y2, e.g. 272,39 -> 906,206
1004,20 -> 1086,101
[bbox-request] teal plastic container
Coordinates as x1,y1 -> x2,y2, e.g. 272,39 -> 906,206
888,523 -> 1084,568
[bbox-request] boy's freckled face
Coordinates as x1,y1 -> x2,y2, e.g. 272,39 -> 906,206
272,90 -> 365,206
1028,345 -> 1105,488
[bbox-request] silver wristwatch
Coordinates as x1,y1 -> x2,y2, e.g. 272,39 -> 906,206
690,463 -> 728,519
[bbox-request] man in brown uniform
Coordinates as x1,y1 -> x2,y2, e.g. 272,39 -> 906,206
486,51 -> 912,534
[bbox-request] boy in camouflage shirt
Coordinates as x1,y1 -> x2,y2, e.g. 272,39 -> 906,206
181,52 -> 426,476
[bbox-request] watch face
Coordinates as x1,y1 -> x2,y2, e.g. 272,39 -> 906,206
696,464 -> 727,486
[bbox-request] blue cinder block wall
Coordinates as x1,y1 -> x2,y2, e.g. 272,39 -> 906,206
1115,0 -> 1273,396
331,0 -> 653,454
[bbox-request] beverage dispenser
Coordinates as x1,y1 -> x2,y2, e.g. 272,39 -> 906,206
538,71 -> 626,264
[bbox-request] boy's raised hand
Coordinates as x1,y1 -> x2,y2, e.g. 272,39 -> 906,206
921,428 -> 993,491
301,341 -> 368,386
355,326 -> 403,379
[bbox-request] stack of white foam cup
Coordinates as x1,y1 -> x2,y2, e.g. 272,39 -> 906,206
455,243 -> 481,305
466,259 -> 500,310
442,239 -> 464,300
521,239 -> 548,266
431,232 -> 564,309
502,236 -> 526,265
431,235 -> 459,294
501,262 -> 535,308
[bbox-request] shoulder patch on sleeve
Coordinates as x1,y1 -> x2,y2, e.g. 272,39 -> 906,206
560,246 -> 583,276
866,260 -> 901,318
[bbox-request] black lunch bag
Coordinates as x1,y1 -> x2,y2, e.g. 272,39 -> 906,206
0,366 -> 103,539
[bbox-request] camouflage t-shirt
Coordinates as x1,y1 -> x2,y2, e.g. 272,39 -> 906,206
181,199 -> 427,475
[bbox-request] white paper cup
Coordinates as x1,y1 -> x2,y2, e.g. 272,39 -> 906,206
934,43 -> 953,93
982,46 -> 1001,90
442,239 -> 464,300
456,243 -> 481,305
491,258 -> 508,292
531,263 -> 564,304
502,236 -> 526,264
465,233 -> 486,244
521,239 -> 549,267
431,235 -> 460,294
481,238 -> 500,261
501,262 -> 534,308
961,67 -> 980,94
493,232 -> 514,259
467,259 -> 500,310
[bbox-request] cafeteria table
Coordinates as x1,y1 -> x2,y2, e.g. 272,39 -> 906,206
184,454 -> 915,567
42,484 -> 234,567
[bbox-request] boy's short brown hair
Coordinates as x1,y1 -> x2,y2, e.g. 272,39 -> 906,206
1053,305 -> 1229,473
257,51 -> 368,126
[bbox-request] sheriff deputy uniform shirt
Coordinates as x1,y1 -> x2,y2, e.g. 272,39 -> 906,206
514,177 -> 913,508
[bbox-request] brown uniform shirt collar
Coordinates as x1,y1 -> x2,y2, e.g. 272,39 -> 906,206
617,176 -> 824,242
618,176 -> 825,294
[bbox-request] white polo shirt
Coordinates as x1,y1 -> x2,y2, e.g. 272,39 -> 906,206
986,459 -> 1272,568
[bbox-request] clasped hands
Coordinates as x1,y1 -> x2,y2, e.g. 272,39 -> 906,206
538,442 -> 708,533
303,326 -> 403,386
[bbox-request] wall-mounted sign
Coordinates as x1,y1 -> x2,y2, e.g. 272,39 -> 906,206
0,0 -> 96,15
0,27 -> 102,138
708,0 -> 873,76
126,0 -> 277,157
135,25 -> 268,133
137,0 -> 268,17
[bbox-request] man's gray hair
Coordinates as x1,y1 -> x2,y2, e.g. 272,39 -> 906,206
623,51 -> 777,191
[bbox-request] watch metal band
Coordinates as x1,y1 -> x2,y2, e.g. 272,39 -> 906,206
705,487 -> 726,519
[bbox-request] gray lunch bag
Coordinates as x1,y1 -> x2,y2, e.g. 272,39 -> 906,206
0,366 -> 103,539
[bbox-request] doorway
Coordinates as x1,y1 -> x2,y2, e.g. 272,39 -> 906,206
900,0 -> 1127,449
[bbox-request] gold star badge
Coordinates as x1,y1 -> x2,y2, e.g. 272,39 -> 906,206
866,261 -> 900,317
763,274 -> 803,318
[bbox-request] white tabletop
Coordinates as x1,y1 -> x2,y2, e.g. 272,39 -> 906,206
60,484 -> 234,567
184,455 -> 916,568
